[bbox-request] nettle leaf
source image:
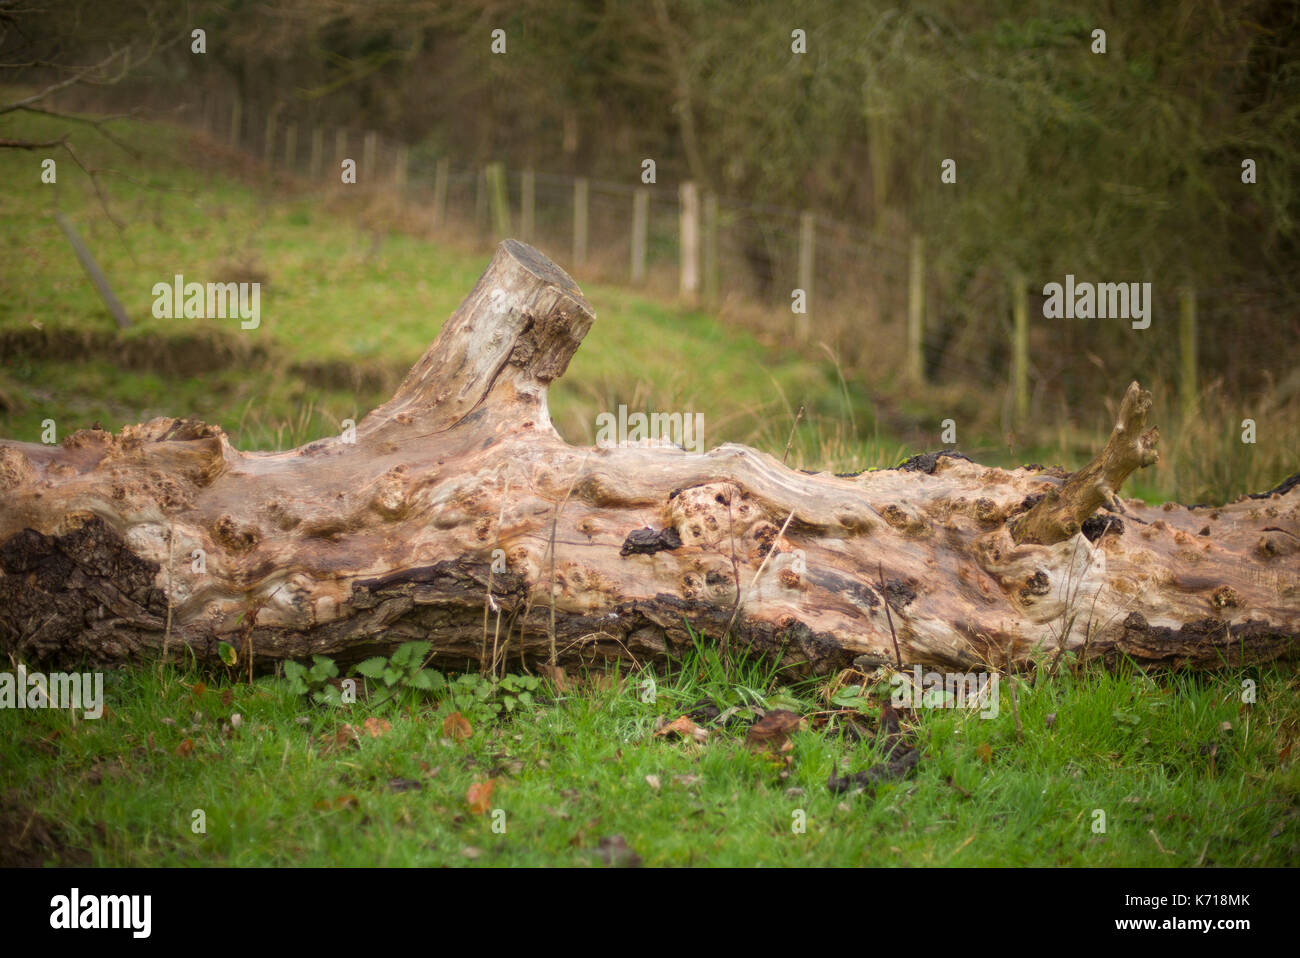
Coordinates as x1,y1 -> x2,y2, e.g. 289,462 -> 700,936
355,657 -> 388,679
393,641 -> 432,668
517,691 -> 533,707
382,667 -> 401,686
503,696 -> 516,713
410,669 -> 445,691
283,661 -> 309,696
309,656 -> 339,681
313,685 -> 343,707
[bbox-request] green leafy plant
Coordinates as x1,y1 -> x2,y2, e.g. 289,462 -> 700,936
353,641 -> 446,706
282,655 -> 343,706
446,672 -> 541,724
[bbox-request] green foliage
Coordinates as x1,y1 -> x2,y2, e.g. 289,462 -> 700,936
446,672 -> 541,725
282,655 -> 342,707
4,654 -> 1295,866
354,641 -> 446,705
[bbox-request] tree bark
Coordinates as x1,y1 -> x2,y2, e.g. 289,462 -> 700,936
1,241 -> 1297,675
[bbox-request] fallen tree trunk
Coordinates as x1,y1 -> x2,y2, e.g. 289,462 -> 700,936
1,241 -> 1297,675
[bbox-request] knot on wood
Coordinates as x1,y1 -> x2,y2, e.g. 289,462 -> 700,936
619,526 -> 682,557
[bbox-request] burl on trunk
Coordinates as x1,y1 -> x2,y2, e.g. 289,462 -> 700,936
1,241 -> 1297,674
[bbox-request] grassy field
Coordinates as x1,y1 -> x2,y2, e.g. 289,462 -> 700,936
0,106 -> 896,469
3,642 -> 1297,867
2,105 -> 1297,867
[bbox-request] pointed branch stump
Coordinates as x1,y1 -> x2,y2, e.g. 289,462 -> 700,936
1,241 -> 1297,674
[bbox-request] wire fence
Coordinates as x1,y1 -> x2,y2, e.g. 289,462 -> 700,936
54,85 -> 1300,441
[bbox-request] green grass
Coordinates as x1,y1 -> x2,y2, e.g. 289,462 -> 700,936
0,105 -> 855,464
3,643 -> 1296,866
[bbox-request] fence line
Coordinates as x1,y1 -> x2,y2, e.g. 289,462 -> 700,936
55,85 -> 1263,437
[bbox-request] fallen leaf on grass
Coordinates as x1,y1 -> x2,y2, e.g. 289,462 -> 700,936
544,664 -> 569,692
443,711 -> 473,741
319,724 -> 362,753
362,716 -> 391,738
175,738 -> 194,757
745,709 -> 806,749
645,774 -> 661,791
314,794 -> 359,810
975,742 -> 993,764
655,715 -> 709,743
466,779 -> 496,814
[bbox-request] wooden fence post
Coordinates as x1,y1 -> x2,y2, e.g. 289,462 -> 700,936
631,188 -> 648,283
394,144 -> 408,190
521,168 -> 535,242
309,126 -> 323,180
679,181 -> 700,303
1013,272 -> 1029,424
1180,285 -> 1198,421
487,162 -> 511,237
263,108 -> 277,168
283,123 -> 297,171
573,177 -> 589,267
797,210 -> 815,341
433,157 -> 449,227
703,192 -> 719,308
475,166 -> 488,237
334,129 -> 348,172
229,96 -> 242,148
907,234 -> 925,383
363,131 -> 377,185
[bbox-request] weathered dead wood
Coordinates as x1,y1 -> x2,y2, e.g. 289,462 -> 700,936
1011,381 -> 1159,545
1,240 -> 1297,675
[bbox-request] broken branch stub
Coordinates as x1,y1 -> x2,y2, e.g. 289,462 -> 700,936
0,241 -> 1296,674
1011,381 -> 1160,545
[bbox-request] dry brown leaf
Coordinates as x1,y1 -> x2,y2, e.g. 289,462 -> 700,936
362,716 -> 392,738
314,794 -> 359,810
466,779 -> 496,814
745,709 -> 806,749
175,738 -> 194,757
544,664 -> 569,692
443,711 -> 473,741
655,715 -> 709,743
975,742 -> 993,764
320,724 -> 362,752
